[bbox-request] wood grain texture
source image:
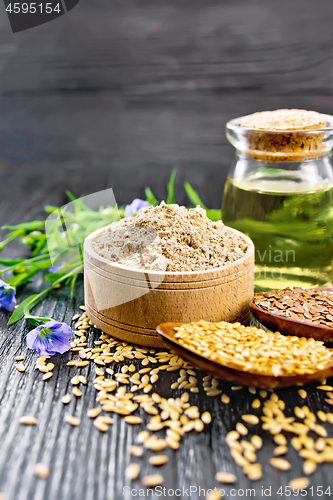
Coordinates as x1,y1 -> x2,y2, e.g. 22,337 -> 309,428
0,0 -> 333,498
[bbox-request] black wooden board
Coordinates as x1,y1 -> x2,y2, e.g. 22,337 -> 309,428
1,0 -> 333,498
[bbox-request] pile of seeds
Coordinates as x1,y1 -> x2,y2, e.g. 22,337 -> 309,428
253,287 -> 333,327
14,307 -> 333,493
174,320 -> 333,376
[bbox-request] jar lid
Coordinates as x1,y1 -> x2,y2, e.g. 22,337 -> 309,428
226,109 -> 333,161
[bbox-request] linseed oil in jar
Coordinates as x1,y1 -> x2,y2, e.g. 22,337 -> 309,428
223,109 -> 333,291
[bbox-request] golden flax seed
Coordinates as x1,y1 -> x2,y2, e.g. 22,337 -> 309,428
126,463 -> 140,480
289,477 -> 309,489
251,435 -> 262,450
87,408 -> 101,418
125,416 -> 143,425
16,364 -> 25,372
273,446 -> 288,456
215,472 -> 236,483
65,416 -> 80,426
62,394 -> 71,404
221,394 -> 230,404
128,445 -> 143,457
241,415 -> 259,425
303,459 -> 316,474
35,463 -> 49,478
270,458 -> 290,470
142,475 -> 163,487
236,423 -> 248,436
20,416 -> 37,425
201,412 -> 212,424
149,455 -> 168,466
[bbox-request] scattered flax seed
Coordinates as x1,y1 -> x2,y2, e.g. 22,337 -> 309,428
289,477 -> 309,489
137,431 -> 150,444
241,415 -> 259,425
274,434 -> 287,446
87,408 -> 101,418
273,446 -> 288,456
303,459 -> 316,475
149,455 -> 168,466
252,399 -> 261,409
94,418 -> 108,432
236,423 -> 248,436
126,463 -> 140,480
73,387 -> 82,398
142,475 -> 164,487
298,389 -> 307,399
71,376 -> 80,385
317,411 -> 327,422
20,416 -> 37,425
206,491 -> 221,500
215,472 -> 236,483
270,458 -> 291,470
35,463 -> 49,478
128,445 -> 143,457
62,394 -> 71,404
317,385 -> 333,391
78,375 -> 87,385
125,416 -> 143,425
16,364 -> 25,372
15,356 -> 24,361
65,416 -> 80,426
43,372 -> 53,381
201,412 -> 212,424
251,435 -> 262,450
221,394 -> 230,404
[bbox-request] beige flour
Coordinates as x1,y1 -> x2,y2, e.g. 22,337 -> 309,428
91,202 -> 248,272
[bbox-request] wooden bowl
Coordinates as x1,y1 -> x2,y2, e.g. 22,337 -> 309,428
156,322 -> 333,388
84,225 -> 254,348
250,287 -> 333,343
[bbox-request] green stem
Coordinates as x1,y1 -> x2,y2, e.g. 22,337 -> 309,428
0,254 -> 50,277
0,233 -> 21,251
24,268 -> 81,326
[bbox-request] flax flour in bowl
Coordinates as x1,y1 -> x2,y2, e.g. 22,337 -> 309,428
91,202 -> 248,272
84,202 -> 254,347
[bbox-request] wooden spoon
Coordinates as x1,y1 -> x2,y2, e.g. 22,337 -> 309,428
156,322 -> 333,388
250,286 -> 333,343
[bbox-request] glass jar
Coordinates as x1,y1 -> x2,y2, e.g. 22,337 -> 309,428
222,114 -> 333,291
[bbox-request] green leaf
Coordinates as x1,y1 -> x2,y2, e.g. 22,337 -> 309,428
1,221 -> 44,232
145,187 -> 159,207
206,209 -> 222,221
31,235 -> 47,257
0,258 -> 25,265
8,294 -> 38,325
6,268 -> 39,288
166,170 -> 177,204
44,272 -> 64,283
184,182 -> 207,209
70,273 -> 78,299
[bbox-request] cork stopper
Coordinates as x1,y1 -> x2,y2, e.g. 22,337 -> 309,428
239,109 -> 327,161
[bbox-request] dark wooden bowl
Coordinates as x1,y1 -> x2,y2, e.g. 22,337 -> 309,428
156,322 -> 333,389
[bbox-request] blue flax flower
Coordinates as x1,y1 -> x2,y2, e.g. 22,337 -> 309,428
124,199 -> 150,218
0,279 -> 16,311
26,319 -> 72,356
48,265 -> 61,273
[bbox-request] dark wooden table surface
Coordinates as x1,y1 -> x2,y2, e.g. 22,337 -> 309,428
1,1 -> 333,499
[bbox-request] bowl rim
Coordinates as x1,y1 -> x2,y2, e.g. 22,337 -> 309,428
84,223 -> 254,277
